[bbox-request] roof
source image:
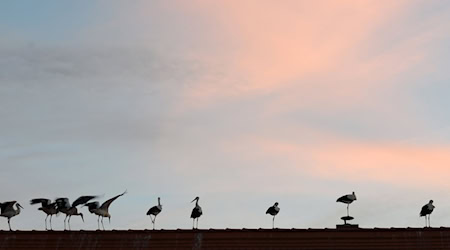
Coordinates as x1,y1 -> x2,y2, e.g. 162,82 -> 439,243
1,227 -> 450,249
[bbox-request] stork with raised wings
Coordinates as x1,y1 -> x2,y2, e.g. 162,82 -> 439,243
147,197 -> 162,230
266,202 -> 280,229
30,198 -> 58,230
420,200 -> 435,227
336,192 -> 357,217
56,195 -> 97,230
190,197 -> 202,229
84,190 -> 126,230
0,201 -> 23,231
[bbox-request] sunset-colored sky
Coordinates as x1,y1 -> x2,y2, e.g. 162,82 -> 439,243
2,0 -> 450,230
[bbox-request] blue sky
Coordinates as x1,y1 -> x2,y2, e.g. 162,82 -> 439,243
2,0 -> 450,231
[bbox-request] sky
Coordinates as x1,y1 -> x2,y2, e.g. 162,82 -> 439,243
1,0 -> 450,231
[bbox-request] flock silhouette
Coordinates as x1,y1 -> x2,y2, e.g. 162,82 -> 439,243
0,191 -> 436,231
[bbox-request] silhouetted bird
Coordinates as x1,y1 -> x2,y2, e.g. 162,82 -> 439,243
147,197 -> 162,230
84,190 -> 126,230
56,196 -> 97,230
420,200 -> 435,227
266,202 -> 280,229
0,201 -> 23,231
336,192 -> 357,216
30,198 -> 58,230
190,197 -> 202,229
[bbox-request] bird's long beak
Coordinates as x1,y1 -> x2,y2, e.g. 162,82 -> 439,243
109,217 -> 111,224
80,214 -> 84,222
191,198 -> 196,203
18,204 -> 24,209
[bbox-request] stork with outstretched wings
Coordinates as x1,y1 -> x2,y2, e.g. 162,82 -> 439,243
0,201 -> 23,231
56,195 -> 97,230
30,198 -> 58,230
85,190 -> 126,230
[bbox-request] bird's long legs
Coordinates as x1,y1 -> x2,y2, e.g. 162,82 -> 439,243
45,215 -> 48,230
7,218 -> 11,231
151,216 -> 156,230
272,216 -> 275,229
97,216 -> 100,230
191,218 -> 200,229
428,215 -> 431,228
49,215 -> 53,230
101,217 -> 105,230
64,215 -> 67,230
347,204 -> 350,217
68,215 -> 71,231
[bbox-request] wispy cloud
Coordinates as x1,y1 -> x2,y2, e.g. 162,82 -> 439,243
1,0 -> 450,230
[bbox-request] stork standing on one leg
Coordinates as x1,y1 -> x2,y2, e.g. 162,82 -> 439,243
266,202 -> 280,229
420,200 -> 435,228
336,192 -> 357,216
190,197 -> 202,229
30,198 -> 58,230
0,201 -> 23,231
84,190 -> 126,230
147,197 -> 162,230
56,196 -> 97,230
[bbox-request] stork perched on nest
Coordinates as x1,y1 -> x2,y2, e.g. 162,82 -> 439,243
30,198 -> 58,230
336,192 -> 357,216
0,201 -> 23,231
147,197 -> 162,230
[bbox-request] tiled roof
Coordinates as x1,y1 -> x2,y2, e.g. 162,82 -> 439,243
1,227 -> 450,249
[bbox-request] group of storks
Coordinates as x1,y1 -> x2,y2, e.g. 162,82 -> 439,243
0,191 -> 436,231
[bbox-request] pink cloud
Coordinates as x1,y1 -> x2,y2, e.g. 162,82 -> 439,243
175,0 -> 425,102
232,134 -> 450,189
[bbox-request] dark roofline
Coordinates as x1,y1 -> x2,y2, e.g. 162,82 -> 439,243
2,227 -> 450,232
2,228 -> 450,249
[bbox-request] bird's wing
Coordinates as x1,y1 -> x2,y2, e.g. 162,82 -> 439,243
191,206 -> 203,218
30,198 -> 51,206
49,202 -> 58,209
190,208 -> 197,218
336,195 -> 352,203
0,201 -> 17,213
147,206 -> 160,215
72,195 -> 97,207
420,204 -> 429,216
84,202 -> 100,213
100,191 -> 126,210
55,198 -> 70,209
266,206 -> 274,214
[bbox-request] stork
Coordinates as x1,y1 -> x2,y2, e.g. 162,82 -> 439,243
56,195 -> 97,230
84,190 -> 126,230
266,202 -> 280,229
146,197 -> 162,230
0,201 -> 23,231
30,198 -> 58,230
420,200 -> 435,227
190,197 -> 202,229
336,192 -> 357,216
